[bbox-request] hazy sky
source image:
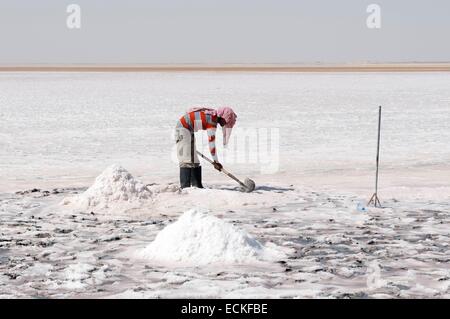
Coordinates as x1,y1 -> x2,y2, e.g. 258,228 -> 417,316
0,0 -> 449,64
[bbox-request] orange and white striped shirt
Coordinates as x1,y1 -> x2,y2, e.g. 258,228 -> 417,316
178,110 -> 219,161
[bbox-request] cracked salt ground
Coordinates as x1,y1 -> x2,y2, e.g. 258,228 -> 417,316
1,184 -> 450,298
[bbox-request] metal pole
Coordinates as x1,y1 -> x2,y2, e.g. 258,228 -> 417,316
368,106 -> 382,207
375,106 -> 381,194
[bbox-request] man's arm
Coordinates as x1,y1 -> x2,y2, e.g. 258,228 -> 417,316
207,127 -> 219,163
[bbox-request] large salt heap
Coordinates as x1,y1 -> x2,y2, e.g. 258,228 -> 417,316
138,209 -> 280,265
62,164 -> 151,212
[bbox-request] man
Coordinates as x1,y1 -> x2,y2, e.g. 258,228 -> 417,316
175,107 -> 237,188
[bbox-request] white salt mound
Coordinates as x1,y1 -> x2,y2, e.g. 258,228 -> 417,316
63,164 -> 151,211
138,209 -> 280,265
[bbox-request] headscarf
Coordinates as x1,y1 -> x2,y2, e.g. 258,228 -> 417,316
216,107 -> 237,146
187,106 -> 237,146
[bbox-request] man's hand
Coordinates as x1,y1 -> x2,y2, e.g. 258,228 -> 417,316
213,161 -> 223,171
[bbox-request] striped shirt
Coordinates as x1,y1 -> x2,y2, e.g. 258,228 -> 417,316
178,111 -> 219,161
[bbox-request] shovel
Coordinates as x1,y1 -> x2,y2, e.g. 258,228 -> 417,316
196,151 -> 256,193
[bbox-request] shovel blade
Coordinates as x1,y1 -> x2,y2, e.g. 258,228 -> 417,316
242,178 -> 256,193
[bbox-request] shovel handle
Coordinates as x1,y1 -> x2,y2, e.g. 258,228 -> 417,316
196,151 -> 214,164
222,170 -> 248,189
196,151 -> 248,189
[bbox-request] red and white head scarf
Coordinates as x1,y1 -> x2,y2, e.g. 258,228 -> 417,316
216,107 -> 237,146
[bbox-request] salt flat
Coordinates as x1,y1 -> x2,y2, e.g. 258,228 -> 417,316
1,71 -> 449,192
0,72 -> 449,298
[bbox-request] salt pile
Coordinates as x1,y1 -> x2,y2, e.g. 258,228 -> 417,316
138,209 -> 280,265
62,164 -> 151,211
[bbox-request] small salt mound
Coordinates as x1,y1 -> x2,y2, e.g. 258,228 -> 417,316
138,209 -> 278,265
63,164 -> 151,211
146,183 -> 181,194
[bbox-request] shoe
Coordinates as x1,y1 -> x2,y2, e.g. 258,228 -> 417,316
191,166 -> 204,188
180,167 -> 191,188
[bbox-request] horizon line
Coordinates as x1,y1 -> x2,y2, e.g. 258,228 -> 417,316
1,63 -> 450,73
